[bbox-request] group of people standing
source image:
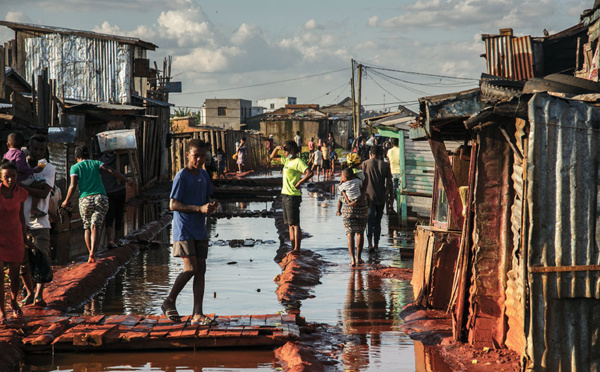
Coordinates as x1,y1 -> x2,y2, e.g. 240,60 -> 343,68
0,132 -> 130,324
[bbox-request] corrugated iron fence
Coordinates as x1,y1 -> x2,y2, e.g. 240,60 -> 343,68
170,130 -> 268,178
484,35 -> 535,81
525,93 -> 600,371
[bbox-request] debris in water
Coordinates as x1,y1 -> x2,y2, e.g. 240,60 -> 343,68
213,292 -> 216,298
227,261 -> 238,265
256,288 -> 261,292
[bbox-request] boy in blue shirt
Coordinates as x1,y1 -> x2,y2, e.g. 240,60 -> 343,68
162,139 -> 219,325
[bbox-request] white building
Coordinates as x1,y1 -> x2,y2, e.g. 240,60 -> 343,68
251,106 -> 265,117
257,97 -> 297,112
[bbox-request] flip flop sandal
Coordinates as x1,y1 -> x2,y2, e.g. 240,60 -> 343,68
12,308 -> 22,317
191,316 -> 217,326
21,297 -> 34,306
35,297 -> 47,307
161,304 -> 181,323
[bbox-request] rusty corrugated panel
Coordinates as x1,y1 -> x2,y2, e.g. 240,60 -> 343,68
24,34 -> 131,104
526,93 -> 600,371
505,118 -> 528,356
485,36 -> 534,81
467,123 -> 513,348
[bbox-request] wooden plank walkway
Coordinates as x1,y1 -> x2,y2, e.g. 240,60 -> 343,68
15,313 -> 299,353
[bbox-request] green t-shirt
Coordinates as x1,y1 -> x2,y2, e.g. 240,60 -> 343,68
281,157 -> 308,196
70,159 -> 107,198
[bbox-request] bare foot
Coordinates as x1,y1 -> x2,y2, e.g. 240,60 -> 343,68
88,254 -> 96,263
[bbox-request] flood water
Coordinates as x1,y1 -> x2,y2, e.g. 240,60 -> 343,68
23,189 -> 452,371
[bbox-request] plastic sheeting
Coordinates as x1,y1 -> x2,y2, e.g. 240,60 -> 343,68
25,34 -> 131,104
526,93 -> 600,371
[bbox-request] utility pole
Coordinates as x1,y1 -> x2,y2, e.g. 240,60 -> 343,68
357,63 -> 362,135
351,59 -> 357,137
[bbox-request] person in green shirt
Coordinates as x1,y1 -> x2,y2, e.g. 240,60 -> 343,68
270,140 -> 313,255
61,146 -> 130,264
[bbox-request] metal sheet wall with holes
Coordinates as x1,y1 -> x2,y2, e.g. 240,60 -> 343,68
485,36 -> 534,81
526,93 -> 600,371
467,123 -> 514,348
25,34 -> 131,104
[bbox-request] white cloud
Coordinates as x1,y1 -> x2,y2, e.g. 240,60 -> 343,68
378,0 -> 563,32
0,11 -> 31,43
368,16 -> 378,28
304,19 -> 318,30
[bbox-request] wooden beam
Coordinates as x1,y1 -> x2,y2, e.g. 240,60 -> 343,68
530,265 -> 600,273
428,136 -> 465,229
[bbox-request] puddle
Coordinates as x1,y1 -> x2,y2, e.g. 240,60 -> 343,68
23,183 -> 455,371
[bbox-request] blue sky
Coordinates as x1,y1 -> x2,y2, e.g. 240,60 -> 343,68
0,0 -> 591,111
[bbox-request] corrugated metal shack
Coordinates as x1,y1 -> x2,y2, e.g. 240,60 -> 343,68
0,21 -> 173,261
410,4 -> 600,370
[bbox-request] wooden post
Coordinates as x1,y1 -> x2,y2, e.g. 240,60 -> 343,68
357,64 -> 362,134
428,136 -> 465,229
399,131 -> 407,226
0,46 -> 5,101
351,59 -> 357,137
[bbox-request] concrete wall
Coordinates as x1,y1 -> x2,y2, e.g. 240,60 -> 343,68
205,98 -> 252,130
257,97 -> 296,112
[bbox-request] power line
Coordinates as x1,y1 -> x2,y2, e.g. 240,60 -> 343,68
307,80 -> 350,103
179,68 -> 348,95
357,61 -> 480,81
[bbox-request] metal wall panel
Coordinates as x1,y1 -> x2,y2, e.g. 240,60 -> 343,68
25,34 -> 131,104
467,123 -> 514,348
485,36 -> 534,81
526,93 -> 600,371
505,118 -> 528,356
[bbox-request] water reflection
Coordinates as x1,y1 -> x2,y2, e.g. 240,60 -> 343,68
24,349 -> 278,371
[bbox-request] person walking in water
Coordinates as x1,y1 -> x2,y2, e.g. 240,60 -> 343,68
162,139 -> 219,325
361,146 -> 392,252
336,168 -> 368,267
61,146 -> 130,263
270,140 -> 312,255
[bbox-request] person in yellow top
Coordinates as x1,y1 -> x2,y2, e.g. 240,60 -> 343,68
386,138 -> 401,212
270,140 -> 313,255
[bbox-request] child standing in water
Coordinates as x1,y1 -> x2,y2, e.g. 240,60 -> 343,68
336,168 -> 368,267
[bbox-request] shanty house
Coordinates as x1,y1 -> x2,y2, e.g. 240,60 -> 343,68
410,3 -> 600,370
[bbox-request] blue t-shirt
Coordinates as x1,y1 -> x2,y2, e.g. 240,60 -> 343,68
170,168 -> 213,241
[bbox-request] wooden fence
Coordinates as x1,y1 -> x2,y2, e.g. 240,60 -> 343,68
171,130 -> 268,178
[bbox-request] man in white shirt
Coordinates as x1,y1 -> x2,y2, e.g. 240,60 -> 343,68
20,134 -> 56,307
386,138 -> 401,212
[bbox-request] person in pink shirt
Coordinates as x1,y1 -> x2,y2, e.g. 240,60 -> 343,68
2,132 -> 42,182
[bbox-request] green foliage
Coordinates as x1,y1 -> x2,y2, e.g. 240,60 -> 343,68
172,107 -> 192,118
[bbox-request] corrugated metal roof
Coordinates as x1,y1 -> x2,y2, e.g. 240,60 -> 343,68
526,93 -> 600,370
131,94 -> 174,107
483,35 -> 534,81
0,20 -> 157,50
367,110 -> 418,131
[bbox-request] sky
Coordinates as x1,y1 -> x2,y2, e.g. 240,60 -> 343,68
0,0 -> 592,112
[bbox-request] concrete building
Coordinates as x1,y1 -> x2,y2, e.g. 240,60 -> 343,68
204,98 -> 252,130
251,106 -> 265,117
257,97 -> 297,112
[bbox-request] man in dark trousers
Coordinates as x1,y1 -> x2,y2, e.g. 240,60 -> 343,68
361,146 -> 392,252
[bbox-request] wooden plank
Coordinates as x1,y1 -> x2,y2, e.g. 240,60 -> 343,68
428,137 -> 464,229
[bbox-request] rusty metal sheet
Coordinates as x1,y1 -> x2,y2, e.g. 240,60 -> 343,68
484,35 -> 534,81
526,93 -> 600,371
505,118 -> 528,357
467,122 -> 513,348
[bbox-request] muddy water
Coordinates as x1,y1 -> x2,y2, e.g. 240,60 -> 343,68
23,193 -> 452,371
